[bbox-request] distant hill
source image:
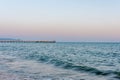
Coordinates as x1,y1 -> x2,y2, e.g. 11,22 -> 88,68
0,38 -> 18,40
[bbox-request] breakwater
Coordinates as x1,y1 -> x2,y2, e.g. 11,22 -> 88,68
0,40 -> 56,43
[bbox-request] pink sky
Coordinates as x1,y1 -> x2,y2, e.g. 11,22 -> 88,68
0,0 -> 120,41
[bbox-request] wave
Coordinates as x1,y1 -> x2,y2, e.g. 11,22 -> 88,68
24,53 -> 120,79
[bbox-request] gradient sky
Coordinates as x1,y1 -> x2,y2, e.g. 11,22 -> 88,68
0,0 -> 120,42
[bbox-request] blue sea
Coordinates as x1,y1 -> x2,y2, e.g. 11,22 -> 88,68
0,42 -> 120,80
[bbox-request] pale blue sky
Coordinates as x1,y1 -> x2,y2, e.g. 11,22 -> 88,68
0,0 -> 120,41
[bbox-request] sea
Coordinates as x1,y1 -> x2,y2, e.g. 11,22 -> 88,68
0,42 -> 120,80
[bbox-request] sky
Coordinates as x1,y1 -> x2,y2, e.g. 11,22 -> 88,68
0,0 -> 120,42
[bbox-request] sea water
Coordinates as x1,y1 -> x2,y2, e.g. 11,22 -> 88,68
0,42 -> 120,80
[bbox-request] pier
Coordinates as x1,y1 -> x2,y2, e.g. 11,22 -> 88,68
0,40 -> 56,43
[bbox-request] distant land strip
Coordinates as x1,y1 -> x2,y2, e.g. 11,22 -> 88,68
0,40 -> 56,43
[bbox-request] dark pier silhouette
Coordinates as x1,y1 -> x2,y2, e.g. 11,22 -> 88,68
0,40 -> 56,43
